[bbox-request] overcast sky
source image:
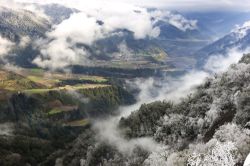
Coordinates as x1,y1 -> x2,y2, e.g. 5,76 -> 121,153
11,0 -> 250,12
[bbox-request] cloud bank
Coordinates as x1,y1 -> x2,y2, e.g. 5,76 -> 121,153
13,0 -> 250,11
0,0 -> 197,70
31,4 -> 198,69
204,48 -> 250,73
32,2 -> 163,70
93,47 -> 250,158
0,36 -> 14,59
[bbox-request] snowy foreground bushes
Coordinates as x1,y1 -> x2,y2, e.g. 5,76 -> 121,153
187,141 -> 237,166
119,54 -> 250,165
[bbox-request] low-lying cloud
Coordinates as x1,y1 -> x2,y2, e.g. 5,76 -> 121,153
0,0 -> 202,70
93,47 -> 250,157
33,12 -> 97,70
32,6 -> 198,70
0,36 -> 14,60
204,48 -> 250,73
13,0 -> 250,12
94,117 -> 162,155
0,0 -> 198,70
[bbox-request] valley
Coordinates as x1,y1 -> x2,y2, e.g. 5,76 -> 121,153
0,1 -> 250,166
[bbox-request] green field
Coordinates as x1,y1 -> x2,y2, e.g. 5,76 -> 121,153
27,75 -> 61,88
23,84 -> 110,94
48,108 -> 62,116
30,68 -> 45,74
79,76 -> 108,83
1,67 -> 107,86
47,105 -> 78,116
64,119 -> 90,127
0,67 -> 110,94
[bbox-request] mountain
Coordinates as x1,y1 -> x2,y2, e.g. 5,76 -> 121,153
118,53 -> 250,165
149,10 -> 212,59
195,20 -> 250,67
38,4 -> 78,24
184,11 -> 250,39
0,5 -> 215,71
1,4 -> 247,72
0,6 -> 50,41
82,10 -> 212,70
152,20 -> 211,57
0,7 -> 53,67
0,6 -> 169,69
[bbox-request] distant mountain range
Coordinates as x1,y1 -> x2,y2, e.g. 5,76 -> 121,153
0,6 -> 50,41
195,20 -> 250,67
0,4 -> 249,70
38,3 -> 79,24
184,11 -> 250,39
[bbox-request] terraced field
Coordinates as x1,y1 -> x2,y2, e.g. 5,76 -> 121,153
0,67 -> 110,93
0,70 -> 44,91
27,75 -> 60,88
64,119 -> 90,127
47,105 -> 78,116
79,76 -> 107,83
18,68 -> 108,87
23,84 -> 110,94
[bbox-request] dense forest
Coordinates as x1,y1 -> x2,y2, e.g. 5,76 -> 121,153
118,54 -> 250,165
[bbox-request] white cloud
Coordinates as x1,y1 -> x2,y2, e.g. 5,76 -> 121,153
50,3 -> 160,40
12,0 -> 250,11
232,21 -> 250,40
33,37 -> 90,70
49,13 -> 104,45
19,36 -> 31,48
204,48 -> 250,73
150,10 -> 197,31
33,3 -> 162,69
112,40 -> 134,58
92,46 -> 250,158
94,117 -> 162,154
0,0 -> 201,70
0,36 -> 14,59
33,12 -> 101,70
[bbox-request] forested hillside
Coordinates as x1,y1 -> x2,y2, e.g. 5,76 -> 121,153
119,53 -> 250,165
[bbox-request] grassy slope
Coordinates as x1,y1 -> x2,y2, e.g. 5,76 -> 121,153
0,70 -> 44,91
0,68 -> 109,92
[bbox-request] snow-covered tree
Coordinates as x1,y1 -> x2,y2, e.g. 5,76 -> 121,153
187,141 -> 237,166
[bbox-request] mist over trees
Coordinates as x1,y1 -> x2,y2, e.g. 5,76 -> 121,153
117,54 -> 250,165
